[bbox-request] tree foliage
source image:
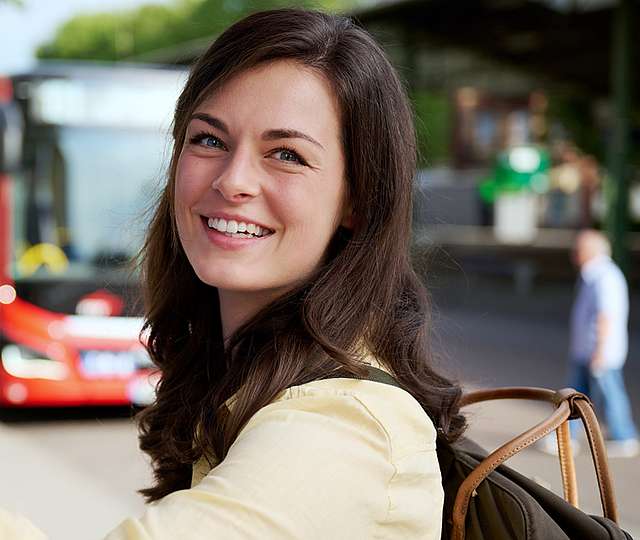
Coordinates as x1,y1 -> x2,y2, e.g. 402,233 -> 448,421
411,90 -> 452,167
36,0 -> 363,62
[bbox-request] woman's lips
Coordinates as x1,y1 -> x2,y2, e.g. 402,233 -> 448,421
204,215 -> 274,237
201,212 -> 275,234
200,216 -> 274,250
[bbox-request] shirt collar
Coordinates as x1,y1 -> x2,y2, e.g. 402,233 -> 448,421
224,347 -> 389,413
580,254 -> 610,282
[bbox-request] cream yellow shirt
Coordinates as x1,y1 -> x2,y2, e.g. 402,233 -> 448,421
2,374 -> 443,539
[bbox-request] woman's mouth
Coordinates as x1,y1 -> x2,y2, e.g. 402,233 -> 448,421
201,216 -> 275,239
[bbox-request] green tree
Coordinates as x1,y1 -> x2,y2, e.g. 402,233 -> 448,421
37,0 -> 363,62
411,90 -> 452,167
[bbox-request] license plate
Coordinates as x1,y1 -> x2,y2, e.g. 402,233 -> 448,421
79,350 -> 143,378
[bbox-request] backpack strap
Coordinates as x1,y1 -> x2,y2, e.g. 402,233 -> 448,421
352,364 -> 403,388
323,363 -> 402,387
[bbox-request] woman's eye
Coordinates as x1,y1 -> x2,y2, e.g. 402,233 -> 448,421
203,136 -> 221,148
272,148 -> 305,165
190,133 -> 226,150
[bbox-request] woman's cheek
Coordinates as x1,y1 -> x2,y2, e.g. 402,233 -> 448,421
175,154 -> 211,205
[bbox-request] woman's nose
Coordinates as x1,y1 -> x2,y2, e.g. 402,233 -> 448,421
211,148 -> 261,202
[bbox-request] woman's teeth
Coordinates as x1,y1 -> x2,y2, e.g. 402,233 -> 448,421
206,217 -> 270,238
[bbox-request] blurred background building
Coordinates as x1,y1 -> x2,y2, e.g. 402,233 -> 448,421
6,0 -> 636,285
352,0 -> 640,288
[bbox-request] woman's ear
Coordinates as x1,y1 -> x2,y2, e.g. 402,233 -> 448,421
340,203 -> 355,230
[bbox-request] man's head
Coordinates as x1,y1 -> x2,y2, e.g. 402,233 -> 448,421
573,229 -> 611,268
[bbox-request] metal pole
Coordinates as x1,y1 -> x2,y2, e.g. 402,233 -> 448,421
606,0 -> 634,273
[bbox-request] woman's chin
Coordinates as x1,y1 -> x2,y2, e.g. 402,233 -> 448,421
193,269 -> 279,295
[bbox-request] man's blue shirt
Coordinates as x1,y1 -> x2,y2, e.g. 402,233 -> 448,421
570,255 -> 629,368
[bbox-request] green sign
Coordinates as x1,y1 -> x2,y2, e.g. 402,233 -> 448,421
480,145 -> 551,203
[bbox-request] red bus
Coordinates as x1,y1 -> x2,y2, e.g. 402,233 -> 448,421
0,62 -> 185,407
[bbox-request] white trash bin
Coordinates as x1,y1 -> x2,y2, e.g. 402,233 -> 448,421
494,192 -> 538,244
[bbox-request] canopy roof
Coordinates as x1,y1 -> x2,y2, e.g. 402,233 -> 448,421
353,0 -> 639,98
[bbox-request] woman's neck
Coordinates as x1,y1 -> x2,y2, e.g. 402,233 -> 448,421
218,288 -> 280,342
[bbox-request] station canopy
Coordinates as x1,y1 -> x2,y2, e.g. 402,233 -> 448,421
353,0 -> 639,99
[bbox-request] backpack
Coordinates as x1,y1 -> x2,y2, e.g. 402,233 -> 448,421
339,365 -> 634,540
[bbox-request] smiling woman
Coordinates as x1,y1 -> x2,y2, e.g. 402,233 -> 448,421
0,8 -> 466,540
175,60 -> 351,335
131,8 -> 467,540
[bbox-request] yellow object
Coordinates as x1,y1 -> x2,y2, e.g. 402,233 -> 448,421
16,243 -> 69,276
0,359 -> 443,539
0,508 -> 47,540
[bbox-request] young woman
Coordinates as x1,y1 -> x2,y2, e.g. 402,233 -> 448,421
1,8 -> 465,539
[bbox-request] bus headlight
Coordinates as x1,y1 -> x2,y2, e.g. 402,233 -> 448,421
1,344 -> 69,380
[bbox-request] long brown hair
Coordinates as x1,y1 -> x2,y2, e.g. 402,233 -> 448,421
137,8 -> 465,502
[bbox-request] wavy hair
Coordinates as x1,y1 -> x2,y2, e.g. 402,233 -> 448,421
137,8 -> 465,502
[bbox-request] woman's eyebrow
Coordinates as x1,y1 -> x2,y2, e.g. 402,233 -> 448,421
262,129 -> 324,150
190,112 -> 229,134
189,115 -> 324,151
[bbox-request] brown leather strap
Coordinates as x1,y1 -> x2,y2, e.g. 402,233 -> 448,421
459,386 -> 557,407
451,387 -> 619,540
573,399 -> 619,523
554,388 -> 618,522
556,420 -> 579,507
451,389 -> 572,540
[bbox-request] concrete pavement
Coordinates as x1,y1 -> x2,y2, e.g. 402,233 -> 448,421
0,414 -> 148,540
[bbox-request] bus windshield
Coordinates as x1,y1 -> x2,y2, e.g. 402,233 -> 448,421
9,67 -> 182,283
12,125 -> 168,279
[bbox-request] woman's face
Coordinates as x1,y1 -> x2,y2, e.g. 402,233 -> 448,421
175,60 -> 350,299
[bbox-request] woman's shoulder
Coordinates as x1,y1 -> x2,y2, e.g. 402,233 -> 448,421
252,366 -> 438,459
229,367 -> 443,538
194,364 -> 439,487
186,366 -> 443,539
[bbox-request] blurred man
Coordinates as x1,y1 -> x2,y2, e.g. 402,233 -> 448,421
569,230 -> 639,457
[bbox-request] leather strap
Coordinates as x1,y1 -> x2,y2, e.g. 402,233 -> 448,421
556,420 -> 579,507
573,398 -> 618,522
469,389 -> 580,507
451,387 -> 619,540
